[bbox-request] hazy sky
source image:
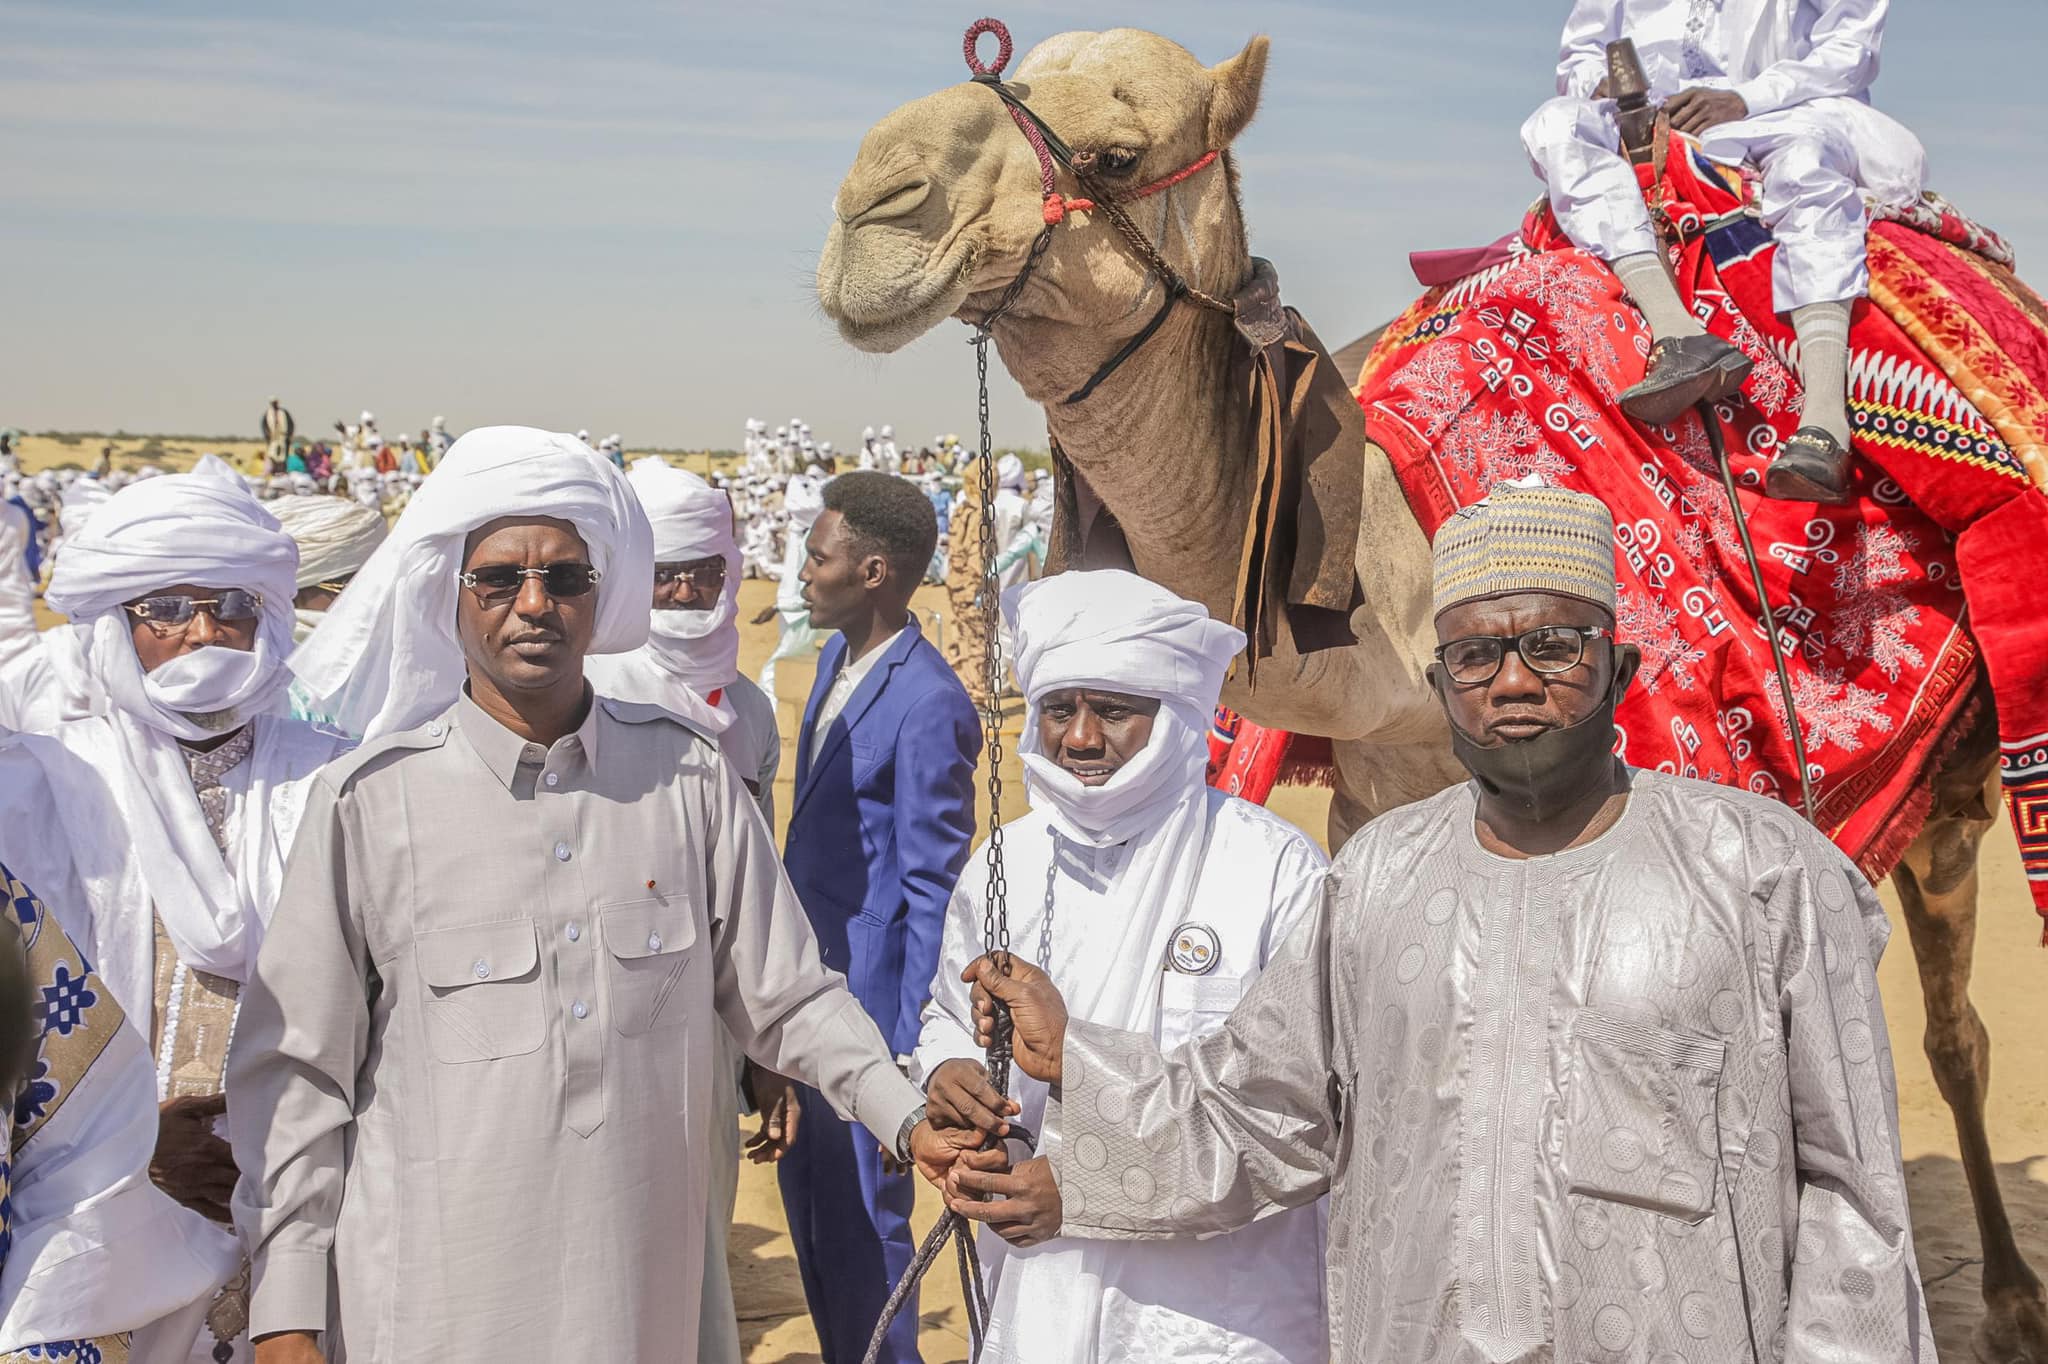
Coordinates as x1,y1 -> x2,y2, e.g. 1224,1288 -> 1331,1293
6,0 -> 2044,449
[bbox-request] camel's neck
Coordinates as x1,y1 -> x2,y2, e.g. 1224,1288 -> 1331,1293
992,291 -> 1252,622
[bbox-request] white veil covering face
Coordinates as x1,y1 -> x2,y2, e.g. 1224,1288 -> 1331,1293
290,426 -> 653,742
36,457 -> 303,984
1006,569 -> 1243,850
584,458 -> 742,734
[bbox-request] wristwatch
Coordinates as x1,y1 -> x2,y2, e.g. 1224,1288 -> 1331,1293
894,1102 -> 929,1162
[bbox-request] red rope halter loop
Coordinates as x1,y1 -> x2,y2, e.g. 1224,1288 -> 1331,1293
962,16 -> 1013,78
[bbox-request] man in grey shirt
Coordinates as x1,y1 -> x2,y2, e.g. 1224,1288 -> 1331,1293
229,427 -> 969,1363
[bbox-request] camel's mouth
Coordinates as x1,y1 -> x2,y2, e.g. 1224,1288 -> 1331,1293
818,225 -> 983,355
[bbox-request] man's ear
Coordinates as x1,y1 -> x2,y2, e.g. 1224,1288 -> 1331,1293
1610,642 -> 1643,703
861,553 -> 891,592
1207,35 -> 1270,149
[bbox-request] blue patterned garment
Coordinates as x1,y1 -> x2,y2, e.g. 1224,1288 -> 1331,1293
0,861 -> 132,1364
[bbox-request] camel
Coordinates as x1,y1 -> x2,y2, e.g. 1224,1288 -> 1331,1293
816,26 -> 2047,1361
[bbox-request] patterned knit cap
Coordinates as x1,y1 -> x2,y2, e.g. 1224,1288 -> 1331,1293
1430,476 -> 1616,617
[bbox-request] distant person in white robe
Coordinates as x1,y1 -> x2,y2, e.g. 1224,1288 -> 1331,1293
958,480 -> 1933,1362
1522,0 -> 1921,503
989,455 -> 1036,689
0,794 -> 237,1361
1,459 -> 352,1364
916,570 -> 1328,1364
0,475 -> 119,733
756,474 -> 826,701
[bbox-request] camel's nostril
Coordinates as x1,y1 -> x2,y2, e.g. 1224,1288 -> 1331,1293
842,178 -> 932,227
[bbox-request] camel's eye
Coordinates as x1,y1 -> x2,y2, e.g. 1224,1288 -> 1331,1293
1094,147 -> 1142,177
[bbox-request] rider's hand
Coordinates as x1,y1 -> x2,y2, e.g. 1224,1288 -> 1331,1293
925,1058 -> 1019,1139
946,1149 -> 1063,1247
964,955 -> 1067,1086
907,1118 -> 985,1188
1666,87 -> 1748,136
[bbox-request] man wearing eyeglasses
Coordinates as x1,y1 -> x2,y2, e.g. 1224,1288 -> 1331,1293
228,428 -> 973,1364
2,455 -> 353,1363
953,480 -> 1931,1361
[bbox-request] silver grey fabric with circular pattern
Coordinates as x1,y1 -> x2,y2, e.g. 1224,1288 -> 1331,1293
1044,769 -> 1935,1362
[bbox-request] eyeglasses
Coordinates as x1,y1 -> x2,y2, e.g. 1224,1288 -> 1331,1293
122,590 -> 264,634
653,558 -> 727,589
457,563 -> 602,604
1434,625 -> 1614,685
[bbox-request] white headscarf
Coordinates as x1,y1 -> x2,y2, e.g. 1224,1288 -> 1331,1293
1006,569 -> 1243,848
39,459 -> 303,981
290,426 -> 653,741
584,458 -> 741,734
783,474 -> 825,530
997,452 -> 1026,492
270,494 -> 389,590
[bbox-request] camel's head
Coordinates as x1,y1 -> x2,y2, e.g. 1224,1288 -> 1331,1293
818,28 -> 1268,354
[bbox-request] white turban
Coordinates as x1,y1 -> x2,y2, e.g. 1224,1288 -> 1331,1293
39,459 -> 304,984
783,474 -> 825,530
45,457 -> 300,740
997,453 -> 1026,492
270,495 -> 389,590
584,458 -> 741,733
291,426 -> 653,741
1005,569 -> 1243,847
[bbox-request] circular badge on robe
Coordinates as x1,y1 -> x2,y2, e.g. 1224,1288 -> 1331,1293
1166,922 -> 1222,975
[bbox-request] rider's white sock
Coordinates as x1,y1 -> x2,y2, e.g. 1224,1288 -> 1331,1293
1791,300 -> 1854,446
1612,252 -> 1704,342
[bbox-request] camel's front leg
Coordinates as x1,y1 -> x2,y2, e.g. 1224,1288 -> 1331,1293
1894,765 -> 2048,1363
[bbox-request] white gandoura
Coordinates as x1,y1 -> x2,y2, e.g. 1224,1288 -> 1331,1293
916,570 -> 1328,1363
1040,492 -> 1933,1361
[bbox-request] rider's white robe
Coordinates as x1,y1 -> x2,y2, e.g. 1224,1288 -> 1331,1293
1522,0 -> 1925,312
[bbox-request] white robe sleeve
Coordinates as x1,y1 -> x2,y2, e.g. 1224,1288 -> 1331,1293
1733,0 -> 1886,117
0,879 -> 234,1352
1555,0 -> 1622,98
910,876 -> 987,1088
1770,833 -> 1936,1361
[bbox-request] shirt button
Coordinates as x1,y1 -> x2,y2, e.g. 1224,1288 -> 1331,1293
554,841 -> 572,862
647,933 -> 663,952
571,999 -> 589,1020
565,922 -> 581,943
428,721 -> 445,738
544,772 -> 560,788
473,959 -> 490,979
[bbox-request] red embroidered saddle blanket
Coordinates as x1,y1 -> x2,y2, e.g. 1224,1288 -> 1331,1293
1330,135 -> 2048,925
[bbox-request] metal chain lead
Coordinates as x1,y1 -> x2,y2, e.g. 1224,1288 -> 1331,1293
973,327 -> 1015,1096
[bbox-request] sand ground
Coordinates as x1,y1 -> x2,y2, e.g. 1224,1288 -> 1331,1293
14,436 -> 2042,1358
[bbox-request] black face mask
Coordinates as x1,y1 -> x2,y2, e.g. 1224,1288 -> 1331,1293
1443,677 -> 1623,823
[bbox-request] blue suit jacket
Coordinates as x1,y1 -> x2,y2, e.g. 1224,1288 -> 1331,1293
786,620 -> 980,1056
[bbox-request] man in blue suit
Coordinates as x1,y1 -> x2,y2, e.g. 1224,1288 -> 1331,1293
781,470 -> 980,1364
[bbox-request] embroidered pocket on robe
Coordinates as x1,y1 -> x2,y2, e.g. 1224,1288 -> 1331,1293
600,896 -> 699,1036
1563,1007 -> 1725,1223
414,918 -> 546,1064
1158,971 -> 1245,1051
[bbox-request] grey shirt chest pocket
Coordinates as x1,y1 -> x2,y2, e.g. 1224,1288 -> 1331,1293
1563,1007 -> 1726,1224
414,919 -> 546,1064
600,897 -> 699,1036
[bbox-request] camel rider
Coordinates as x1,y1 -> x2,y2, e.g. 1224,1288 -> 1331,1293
1522,0 -> 1925,504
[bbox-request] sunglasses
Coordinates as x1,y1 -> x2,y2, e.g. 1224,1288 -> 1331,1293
653,558 -> 727,589
457,562 -> 602,604
122,589 -> 264,633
